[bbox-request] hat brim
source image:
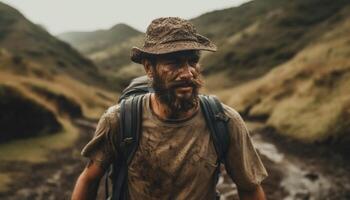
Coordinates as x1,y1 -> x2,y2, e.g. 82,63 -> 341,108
131,39 -> 217,64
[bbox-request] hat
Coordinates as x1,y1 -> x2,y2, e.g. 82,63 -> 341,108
131,17 -> 217,64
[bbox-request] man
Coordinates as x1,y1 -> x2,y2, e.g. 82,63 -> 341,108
72,17 -> 268,200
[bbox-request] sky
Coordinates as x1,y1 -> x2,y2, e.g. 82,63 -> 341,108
1,0 -> 251,35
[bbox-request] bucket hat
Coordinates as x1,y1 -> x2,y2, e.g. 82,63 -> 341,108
131,17 -> 217,64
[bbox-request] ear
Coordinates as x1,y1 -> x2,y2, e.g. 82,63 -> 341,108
142,59 -> 154,78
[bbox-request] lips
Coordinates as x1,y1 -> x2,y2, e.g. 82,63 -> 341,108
169,80 -> 194,88
174,86 -> 193,97
176,86 -> 192,91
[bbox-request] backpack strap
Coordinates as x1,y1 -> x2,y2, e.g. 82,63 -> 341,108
117,75 -> 153,103
118,85 -> 151,103
199,95 -> 230,163
199,95 -> 230,199
110,94 -> 144,200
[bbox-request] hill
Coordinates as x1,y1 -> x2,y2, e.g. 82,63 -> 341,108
219,4 -> 350,148
194,0 -> 350,148
194,0 -> 349,87
0,2 -> 116,143
58,23 -> 144,88
58,23 -> 142,55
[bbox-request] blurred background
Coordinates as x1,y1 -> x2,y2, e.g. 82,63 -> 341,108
0,0 -> 349,199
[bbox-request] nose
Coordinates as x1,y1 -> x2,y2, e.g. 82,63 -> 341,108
178,63 -> 193,80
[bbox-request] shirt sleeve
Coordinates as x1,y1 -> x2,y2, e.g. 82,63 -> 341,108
222,104 -> 268,191
81,105 -> 119,169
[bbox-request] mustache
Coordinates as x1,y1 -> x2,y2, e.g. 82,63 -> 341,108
167,78 -> 203,88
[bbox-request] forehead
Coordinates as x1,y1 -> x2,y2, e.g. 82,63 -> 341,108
157,50 -> 200,61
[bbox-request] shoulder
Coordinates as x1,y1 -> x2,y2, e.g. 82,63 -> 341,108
98,104 -> 121,131
221,102 -> 249,136
221,103 -> 245,125
102,104 -> 120,120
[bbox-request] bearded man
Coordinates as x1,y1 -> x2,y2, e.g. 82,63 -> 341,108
72,17 -> 268,200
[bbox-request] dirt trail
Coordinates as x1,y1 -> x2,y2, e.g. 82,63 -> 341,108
0,120 -> 349,200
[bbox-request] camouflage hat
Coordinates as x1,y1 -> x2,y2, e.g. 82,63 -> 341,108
131,17 -> 217,64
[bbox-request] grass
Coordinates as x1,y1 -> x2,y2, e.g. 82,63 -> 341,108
0,71 -> 116,119
209,10 -> 350,144
0,118 -> 79,193
196,0 -> 350,88
0,118 -> 78,163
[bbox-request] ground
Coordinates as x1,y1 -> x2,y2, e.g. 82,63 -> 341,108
0,120 -> 349,200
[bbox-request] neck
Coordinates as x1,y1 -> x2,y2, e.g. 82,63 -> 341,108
150,93 -> 198,120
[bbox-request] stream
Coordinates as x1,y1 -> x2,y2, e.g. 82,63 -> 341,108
217,121 -> 350,200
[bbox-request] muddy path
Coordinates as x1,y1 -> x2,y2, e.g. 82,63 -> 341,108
0,120 -> 349,200
217,122 -> 350,200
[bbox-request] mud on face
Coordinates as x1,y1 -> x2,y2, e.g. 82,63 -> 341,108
149,50 -> 203,117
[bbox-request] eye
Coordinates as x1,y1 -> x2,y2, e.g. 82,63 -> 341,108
168,61 -> 178,65
163,58 -> 174,64
188,59 -> 199,67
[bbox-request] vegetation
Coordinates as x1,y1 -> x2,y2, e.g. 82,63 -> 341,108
0,119 -> 79,162
0,2 -> 117,158
197,0 -> 350,85
220,5 -> 350,144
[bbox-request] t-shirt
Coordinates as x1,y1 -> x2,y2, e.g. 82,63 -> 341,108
81,93 -> 268,200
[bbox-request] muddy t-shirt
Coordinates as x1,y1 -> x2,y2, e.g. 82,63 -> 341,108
81,93 -> 268,199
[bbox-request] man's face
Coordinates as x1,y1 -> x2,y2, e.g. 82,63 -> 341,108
149,50 -> 203,117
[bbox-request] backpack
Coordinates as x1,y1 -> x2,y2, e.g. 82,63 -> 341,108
106,75 -> 230,200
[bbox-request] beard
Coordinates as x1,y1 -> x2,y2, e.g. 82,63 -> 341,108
151,71 -> 203,118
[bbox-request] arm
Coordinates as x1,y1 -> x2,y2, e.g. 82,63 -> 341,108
71,160 -> 106,200
221,104 -> 268,200
238,185 -> 266,200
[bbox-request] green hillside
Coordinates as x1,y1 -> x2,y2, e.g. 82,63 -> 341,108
0,2 -> 116,144
191,0 -> 285,44
219,4 -> 350,147
195,0 -> 350,147
0,3 -> 110,86
194,0 -> 349,86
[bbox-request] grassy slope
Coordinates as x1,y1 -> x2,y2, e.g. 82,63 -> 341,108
0,56 -> 115,190
0,2 -> 117,164
220,6 -> 350,143
0,3 -> 110,88
191,0 -> 285,44
196,0 -> 349,87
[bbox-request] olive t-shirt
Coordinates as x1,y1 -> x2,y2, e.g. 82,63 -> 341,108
81,93 -> 268,199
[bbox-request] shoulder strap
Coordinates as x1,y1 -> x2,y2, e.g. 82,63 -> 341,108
199,95 -> 230,163
118,85 -> 151,103
119,94 -> 144,163
109,94 -> 144,200
118,75 -> 153,103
